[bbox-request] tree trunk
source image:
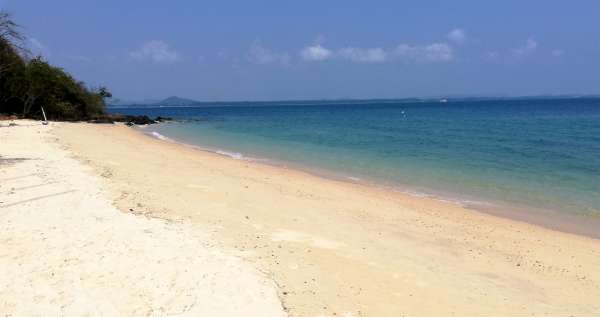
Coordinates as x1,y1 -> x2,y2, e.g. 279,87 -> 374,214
22,94 -> 35,116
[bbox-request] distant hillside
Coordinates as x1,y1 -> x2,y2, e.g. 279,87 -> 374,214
107,94 -> 600,108
107,96 -> 199,107
154,96 -> 199,107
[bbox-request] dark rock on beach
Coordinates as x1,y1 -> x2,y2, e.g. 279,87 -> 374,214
89,114 -> 173,125
155,116 -> 173,122
88,117 -> 115,124
126,115 -> 155,125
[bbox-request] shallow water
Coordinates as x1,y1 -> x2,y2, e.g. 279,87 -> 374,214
111,98 -> 600,218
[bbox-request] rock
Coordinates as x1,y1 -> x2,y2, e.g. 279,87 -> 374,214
92,114 -> 168,126
155,116 -> 173,122
127,115 -> 155,125
89,118 -> 115,124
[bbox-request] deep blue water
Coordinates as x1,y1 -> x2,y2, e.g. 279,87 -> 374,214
111,98 -> 600,217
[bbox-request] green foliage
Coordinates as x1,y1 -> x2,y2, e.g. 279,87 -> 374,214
0,11 -> 109,120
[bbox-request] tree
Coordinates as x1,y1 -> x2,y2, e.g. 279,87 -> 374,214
98,86 -> 112,99
0,11 -> 23,44
0,11 -> 109,120
0,11 -> 26,75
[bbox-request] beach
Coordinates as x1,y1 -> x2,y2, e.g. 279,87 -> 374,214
0,121 -> 286,316
3,121 -> 600,316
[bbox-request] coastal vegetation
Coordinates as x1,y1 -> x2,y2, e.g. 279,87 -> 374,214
0,11 -> 110,121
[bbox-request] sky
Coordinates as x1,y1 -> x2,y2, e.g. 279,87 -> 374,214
2,0 -> 599,101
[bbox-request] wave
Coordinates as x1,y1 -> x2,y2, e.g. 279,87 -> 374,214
147,130 -> 250,161
147,129 -> 501,209
149,131 -> 173,142
215,150 -> 245,160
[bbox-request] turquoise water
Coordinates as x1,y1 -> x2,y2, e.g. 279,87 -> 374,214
112,98 -> 600,217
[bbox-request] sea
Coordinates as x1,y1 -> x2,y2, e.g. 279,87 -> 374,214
110,97 -> 600,232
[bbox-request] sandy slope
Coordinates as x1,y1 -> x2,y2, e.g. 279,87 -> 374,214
0,121 -> 286,316
50,122 -> 600,317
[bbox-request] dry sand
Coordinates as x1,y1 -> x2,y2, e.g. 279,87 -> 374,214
0,121 -> 286,316
4,121 -> 600,316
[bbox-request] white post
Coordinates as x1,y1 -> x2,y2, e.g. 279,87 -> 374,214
41,106 -> 48,125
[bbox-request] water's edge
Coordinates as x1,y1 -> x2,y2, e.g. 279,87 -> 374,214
138,125 -> 600,239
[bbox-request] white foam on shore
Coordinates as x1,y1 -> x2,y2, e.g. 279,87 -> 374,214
144,129 -> 497,209
146,130 -> 255,161
400,188 -> 496,210
142,127 -> 600,238
215,149 -> 245,160
147,129 -> 485,208
403,191 -> 432,198
149,131 -> 173,142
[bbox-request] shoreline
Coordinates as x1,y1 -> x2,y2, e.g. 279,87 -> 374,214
141,124 -> 600,240
53,121 -> 600,316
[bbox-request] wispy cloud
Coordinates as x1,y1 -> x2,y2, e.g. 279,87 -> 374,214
301,41 -> 454,64
447,28 -> 466,44
216,50 -> 229,60
338,47 -> 388,63
300,44 -> 333,61
394,43 -> 454,62
246,41 -> 291,65
486,51 -> 500,60
129,40 -> 180,62
512,38 -> 537,57
28,38 -> 50,57
551,49 -> 564,57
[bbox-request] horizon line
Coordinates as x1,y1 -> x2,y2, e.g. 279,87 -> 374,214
107,93 -> 600,107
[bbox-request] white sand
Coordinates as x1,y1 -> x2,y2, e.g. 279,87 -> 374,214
56,122 -> 600,316
0,121 -> 286,316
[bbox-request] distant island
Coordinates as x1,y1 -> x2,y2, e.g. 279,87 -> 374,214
108,96 -> 199,107
107,94 -> 600,109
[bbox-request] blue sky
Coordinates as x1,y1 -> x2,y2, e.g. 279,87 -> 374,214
2,0 -> 599,101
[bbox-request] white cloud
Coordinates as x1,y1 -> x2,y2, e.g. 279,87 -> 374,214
129,40 -> 180,62
447,28 -> 466,44
338,47 -> 388,63
28,38 -> 50,57
216,50 -> 229,60
394,43 -> 454,62
512,38 -> 537,57
300,41 -> 454,64
300,44 -> 333,61
551,49 -> 564,57
486,51 -> 500,60
246,41 -> 291,65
